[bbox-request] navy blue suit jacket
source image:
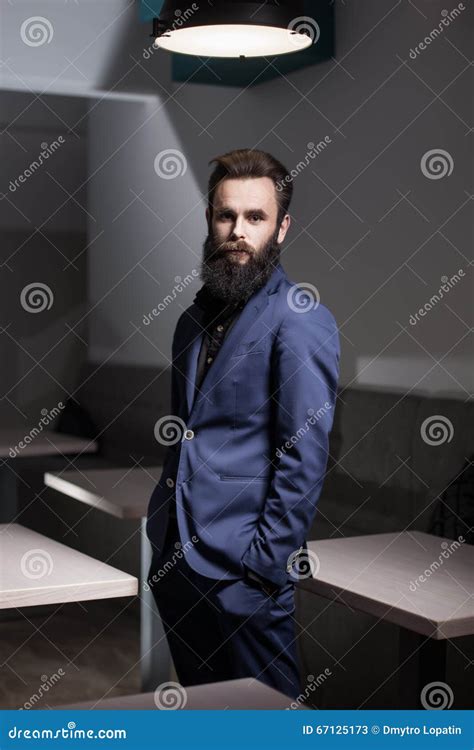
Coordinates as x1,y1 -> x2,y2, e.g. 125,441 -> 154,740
146,262 -> 340,588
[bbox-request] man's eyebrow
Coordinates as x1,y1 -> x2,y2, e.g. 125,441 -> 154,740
215,206 -> 269,216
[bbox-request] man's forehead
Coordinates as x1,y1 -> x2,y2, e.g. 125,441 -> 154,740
214,177 -> 278,211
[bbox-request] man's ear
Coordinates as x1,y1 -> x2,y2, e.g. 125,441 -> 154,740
277,214 -> 291,244
205,207 -> 211,226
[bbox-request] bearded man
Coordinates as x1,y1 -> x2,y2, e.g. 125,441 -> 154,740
146,148 -> 340,701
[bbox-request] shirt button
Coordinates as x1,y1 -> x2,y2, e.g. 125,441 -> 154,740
207,356 -> 213,364
217,324 -> 224,332
166,478 -> 175,488
184,429 -> 195,440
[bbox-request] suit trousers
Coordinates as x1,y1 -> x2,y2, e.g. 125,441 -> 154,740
147,514 -> 302,701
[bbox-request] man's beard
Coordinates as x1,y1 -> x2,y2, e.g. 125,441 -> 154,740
199,227 -> 281,305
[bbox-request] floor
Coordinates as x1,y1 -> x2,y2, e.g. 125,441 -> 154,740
3,594 -> 471,711
0,598 -> 141,709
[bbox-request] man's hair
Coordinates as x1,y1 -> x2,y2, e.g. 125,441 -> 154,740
208,148 -> 293,227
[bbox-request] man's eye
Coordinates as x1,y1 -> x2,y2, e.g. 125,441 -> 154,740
250,214 -> 262,222
219,212 -> 233,220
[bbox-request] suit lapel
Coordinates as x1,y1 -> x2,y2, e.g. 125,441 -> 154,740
183,315 -> 204,418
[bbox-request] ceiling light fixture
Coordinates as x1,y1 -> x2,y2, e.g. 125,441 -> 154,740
151,1 -> 316,59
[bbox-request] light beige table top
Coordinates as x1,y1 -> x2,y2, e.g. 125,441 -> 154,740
0,524 -> 137,609
0,428 -> 98,459
44,466 -> 163,519
56,678 -> 303,710
299,531 -> 474,639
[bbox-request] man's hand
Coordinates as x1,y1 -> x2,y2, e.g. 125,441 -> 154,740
243,565 -> 280,596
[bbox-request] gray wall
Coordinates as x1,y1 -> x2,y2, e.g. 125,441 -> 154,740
87,0 -> 472,397
0,92 -> 89,426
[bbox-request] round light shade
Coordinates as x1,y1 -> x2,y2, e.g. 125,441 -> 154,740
156,24 -> 312,58
153,1 -> 316,58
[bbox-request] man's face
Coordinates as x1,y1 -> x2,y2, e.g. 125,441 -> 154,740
200,177 -> 290,303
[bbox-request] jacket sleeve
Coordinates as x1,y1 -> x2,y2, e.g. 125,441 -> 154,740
241,306 -> 340,588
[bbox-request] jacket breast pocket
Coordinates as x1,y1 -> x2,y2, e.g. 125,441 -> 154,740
230,339 -> 266,358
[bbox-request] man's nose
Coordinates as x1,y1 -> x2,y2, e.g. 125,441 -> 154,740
231,216 -> 246,239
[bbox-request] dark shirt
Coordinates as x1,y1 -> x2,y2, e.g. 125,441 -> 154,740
194,307 -> 242,396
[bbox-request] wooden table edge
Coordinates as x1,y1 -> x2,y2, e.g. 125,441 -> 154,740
296,578 -> 470,639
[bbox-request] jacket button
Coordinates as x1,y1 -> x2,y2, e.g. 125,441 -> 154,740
184,429 -> 195,440
166,478 -> 175,488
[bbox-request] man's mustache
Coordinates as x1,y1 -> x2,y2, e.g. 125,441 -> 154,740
213,239 -> 254,257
